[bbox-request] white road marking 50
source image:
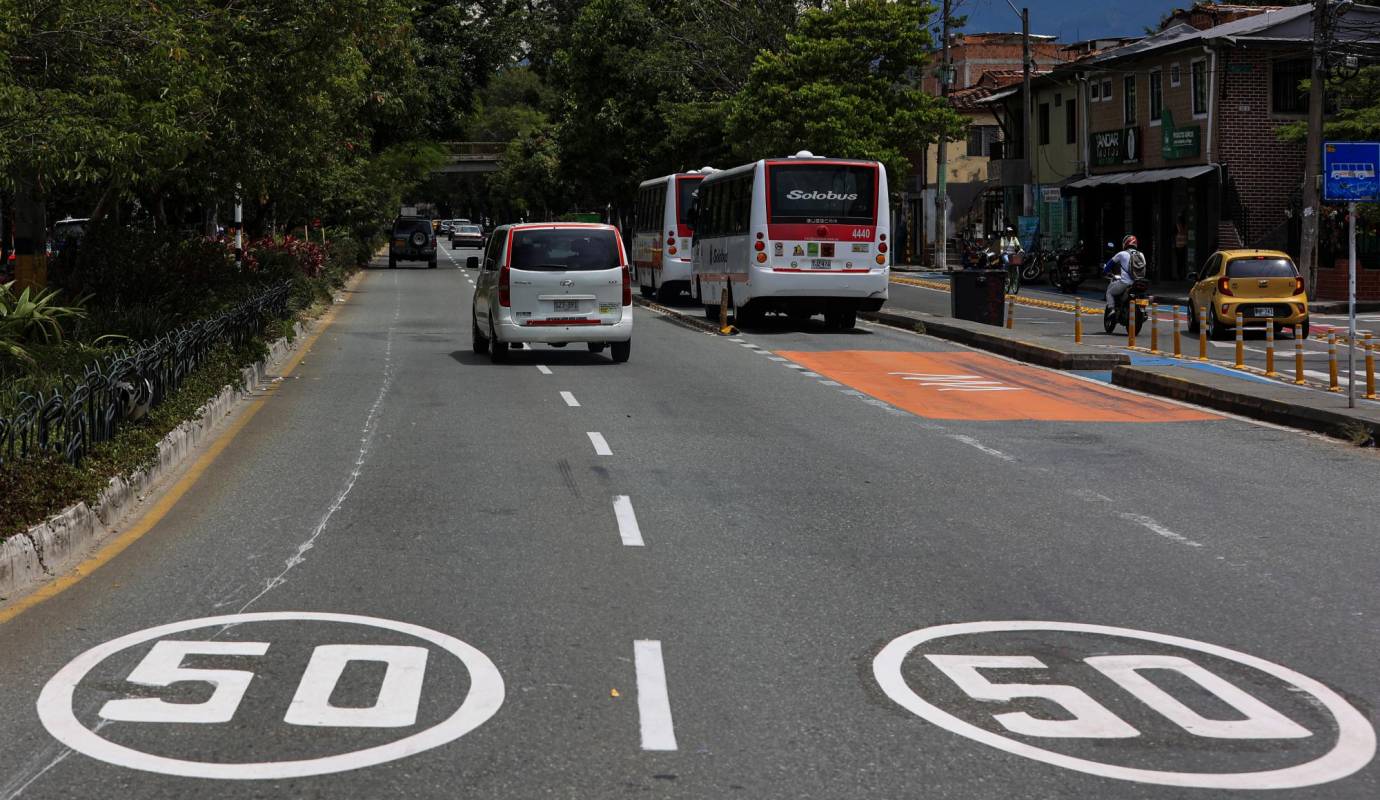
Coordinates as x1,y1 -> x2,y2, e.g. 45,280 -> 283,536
38,612 -> 504,780
873,621 -> 1375,790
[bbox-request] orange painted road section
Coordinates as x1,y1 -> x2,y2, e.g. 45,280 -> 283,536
779,350 -> 1218,423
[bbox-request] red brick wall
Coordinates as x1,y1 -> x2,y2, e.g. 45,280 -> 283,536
1215,48 -> 1306,249
1316,259 -> 1380,301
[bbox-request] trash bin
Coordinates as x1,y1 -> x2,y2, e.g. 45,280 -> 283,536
951,269 -> 1006,326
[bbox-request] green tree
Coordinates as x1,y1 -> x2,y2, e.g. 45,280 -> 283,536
724,0 -> 963,185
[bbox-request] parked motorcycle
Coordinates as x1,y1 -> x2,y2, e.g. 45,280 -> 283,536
1046,240 -> 1085,293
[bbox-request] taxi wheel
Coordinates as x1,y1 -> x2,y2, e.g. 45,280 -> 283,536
610,340 -> 631,363
1187,301 -> 1200,334
471,317 -> 489,355
1206,308 -> 1229,341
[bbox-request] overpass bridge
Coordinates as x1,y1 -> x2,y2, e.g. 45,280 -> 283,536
436,141 -> 504,174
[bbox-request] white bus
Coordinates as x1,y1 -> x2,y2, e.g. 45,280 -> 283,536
690,152 -> 889,329
631,169 -> 713,302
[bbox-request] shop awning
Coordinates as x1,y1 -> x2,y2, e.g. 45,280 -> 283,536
1065,164 -> 1216,190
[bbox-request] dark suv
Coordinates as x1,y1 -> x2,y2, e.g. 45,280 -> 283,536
389,216 -> 437,269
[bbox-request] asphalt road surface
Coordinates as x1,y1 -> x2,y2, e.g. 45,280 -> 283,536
0,250 -> 1376,799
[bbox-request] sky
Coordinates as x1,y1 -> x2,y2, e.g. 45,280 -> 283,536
954,0 -> 1188,41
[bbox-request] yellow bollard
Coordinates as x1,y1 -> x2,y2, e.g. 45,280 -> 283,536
1294,336 -> 1306,385
1197,304 -> 1208,361
1005,295 -> 1014,329
1366,333 -> 1376,400
1265,321 -> 1276,377
1328,333 -> 1340,392
1234,312 -> 1245,369
1149,297 -> 1160,354
1074,299 -> 1083,344
1172,305 -> 1183,358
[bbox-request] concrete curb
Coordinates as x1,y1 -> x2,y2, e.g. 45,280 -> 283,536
862,308 -> 1130,371
1112,364 -> 1380,443
0,277 -> 354,601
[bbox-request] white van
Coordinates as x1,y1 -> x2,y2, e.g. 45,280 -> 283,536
470,223 -> 633,363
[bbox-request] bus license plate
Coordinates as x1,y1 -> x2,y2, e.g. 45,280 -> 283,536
1254,307 -> 1275,317
554,300 -> 578,312
810,259 -> 833,269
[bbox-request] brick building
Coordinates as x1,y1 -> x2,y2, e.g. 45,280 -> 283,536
1047,3 -> 1380,298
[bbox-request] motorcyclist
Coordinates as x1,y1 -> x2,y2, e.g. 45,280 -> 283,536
998,226 -> 1021,258
1103,234 -> 1143,312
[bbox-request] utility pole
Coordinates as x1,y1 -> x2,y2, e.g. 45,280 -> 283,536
936,0 -> 953,270
1299,0 -> 1328,300
1021,6 -> 1034,217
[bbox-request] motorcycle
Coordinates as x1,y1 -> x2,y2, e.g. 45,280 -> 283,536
1046,240 -> 1085,293
1104,276 -> 1149,335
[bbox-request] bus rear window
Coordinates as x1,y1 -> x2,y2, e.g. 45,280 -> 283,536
676,177 -> 702,227
509,229 -> 621,271
1226,258 -> 1296,278
768,164 -> 876,224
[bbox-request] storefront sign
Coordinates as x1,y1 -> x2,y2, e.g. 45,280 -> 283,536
1093,127 -> 1140,167
1161,111 -> 1201,160
1041,186 -> 1063,204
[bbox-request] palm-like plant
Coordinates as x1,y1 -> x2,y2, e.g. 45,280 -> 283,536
0,282 -> 88,362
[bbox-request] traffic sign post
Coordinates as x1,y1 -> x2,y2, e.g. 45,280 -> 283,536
1323,142 -> 1380,408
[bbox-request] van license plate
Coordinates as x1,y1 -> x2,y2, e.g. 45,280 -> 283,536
1254,307 -> 1275,317
554,300 -> 578,312
810,259 -> 832,269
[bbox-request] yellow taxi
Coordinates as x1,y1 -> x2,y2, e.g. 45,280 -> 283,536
1187,249 -> 1309,339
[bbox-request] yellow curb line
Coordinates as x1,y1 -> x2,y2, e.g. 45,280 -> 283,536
0,279 -> 358,625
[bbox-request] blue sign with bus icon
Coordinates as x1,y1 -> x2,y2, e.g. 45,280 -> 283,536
1323,142 -> 1380,203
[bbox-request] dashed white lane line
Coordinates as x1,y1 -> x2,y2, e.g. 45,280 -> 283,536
613,496 -> 644,547
784,364 -> 807,370
537,365 -> 552,375
801,371 -> 821,378
949,434 -> 1016,462
1119,512 -> 1205,548
634,640 -> 678,751
738,343 -> 758,349
587,432 -> 612,456
561,391 -> 580,407
768,356 -> 788,362
820,380 -> 841,386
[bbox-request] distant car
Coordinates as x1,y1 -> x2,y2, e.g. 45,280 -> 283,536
389,216 -> 438,269
1187,249 -> 1309,340
470,223 -> 633,363
450,224 -> 484,252
52,217 -> 89,256
440,220 -> 454,234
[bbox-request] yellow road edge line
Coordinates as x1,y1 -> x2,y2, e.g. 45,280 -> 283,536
0,282 -> 356,625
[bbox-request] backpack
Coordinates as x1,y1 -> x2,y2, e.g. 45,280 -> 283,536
1128,249 -> 1147,280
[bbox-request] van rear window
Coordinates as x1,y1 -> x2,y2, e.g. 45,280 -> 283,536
1226,258 -> 1296,278
510,229 -> 621,271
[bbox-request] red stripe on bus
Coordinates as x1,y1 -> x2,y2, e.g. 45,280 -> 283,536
770,268 -> 872,274
522,319 -> 603,326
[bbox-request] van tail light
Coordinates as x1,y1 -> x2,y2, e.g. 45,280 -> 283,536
499,265 -> 511,307
1294,276 -> 1305,295
1218,277 -> 1233,297
622,265 -> 632,305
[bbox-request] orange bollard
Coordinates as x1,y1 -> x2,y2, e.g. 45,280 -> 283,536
1294,336 -> 1306,385
1074,299 -> 1083,343
1265,321 -> 1277,377
1197,304 -> 1208,361
1234,312 -> 1245,369
1172,305 -> 1183,358
1328,333 -> 1340,392
1005,295 -> 1014,329
1149,297 -> 1160,354
1366,333 -> 1376,400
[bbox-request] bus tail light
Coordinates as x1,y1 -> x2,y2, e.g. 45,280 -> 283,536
753,241 -> 765,252
498,265 -> 511,307
756,253 -> 768,263
878,242 -> 888,254
875,254 -> 886,265
1218,277 -> 1234,297
622,265 -> 632,305
668,246 -> 677,255
667,236 -> 675,246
